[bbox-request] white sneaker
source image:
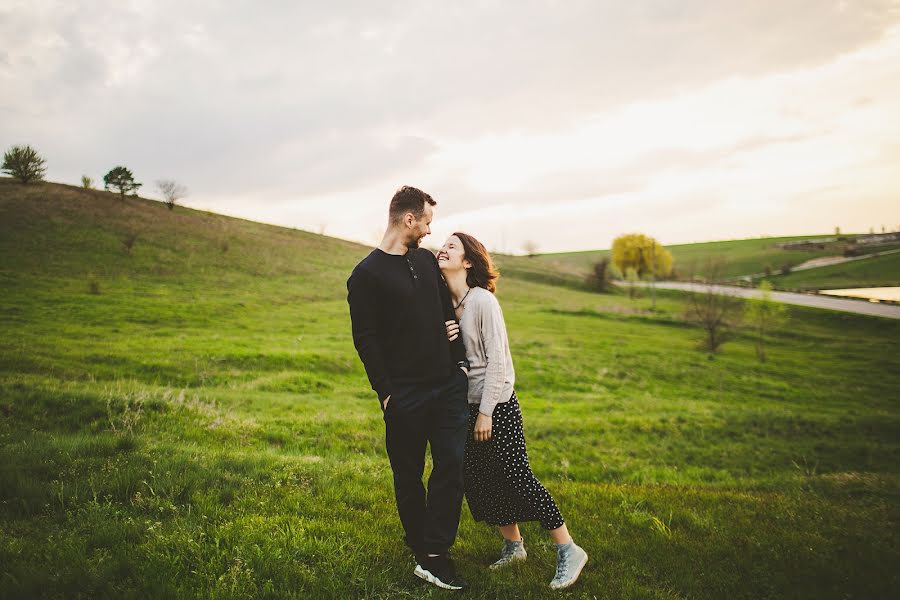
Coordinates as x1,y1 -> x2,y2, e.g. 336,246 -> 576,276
549,542 -> 587,590
489,538 -> 527,569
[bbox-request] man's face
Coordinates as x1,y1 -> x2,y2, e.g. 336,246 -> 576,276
406,203 -> 433,249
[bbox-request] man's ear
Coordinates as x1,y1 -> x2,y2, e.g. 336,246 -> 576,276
404,212 -> 415,228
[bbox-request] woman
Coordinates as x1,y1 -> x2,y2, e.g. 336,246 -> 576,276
437,232 -> 588,590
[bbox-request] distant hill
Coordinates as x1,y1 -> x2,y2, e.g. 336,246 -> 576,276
767,250 -> 900,290
535,234 -> 899,282
0,177 -> 582,294
2,177 -> 892,296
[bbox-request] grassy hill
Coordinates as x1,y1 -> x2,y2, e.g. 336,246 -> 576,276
1,179 -> 898,598
536,235 -> 893,282
768,251 -> 900,291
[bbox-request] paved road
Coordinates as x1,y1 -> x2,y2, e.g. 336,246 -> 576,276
635,281 -> 900,319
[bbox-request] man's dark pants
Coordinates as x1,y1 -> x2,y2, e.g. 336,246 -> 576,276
382,368 -> 469,556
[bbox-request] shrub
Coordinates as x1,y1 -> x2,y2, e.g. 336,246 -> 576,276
122,231 -> 139,254
745,280 -> 787,363
81,175 -> 93,189
586,257 -> 612,292
87,274 -> 101,295
156,179 -> 188,210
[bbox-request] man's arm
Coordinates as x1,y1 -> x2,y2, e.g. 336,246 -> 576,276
427,250 -> 469,370
347,266 -> 393,401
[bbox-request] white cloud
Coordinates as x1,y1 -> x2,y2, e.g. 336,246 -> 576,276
1,1 -> 899,252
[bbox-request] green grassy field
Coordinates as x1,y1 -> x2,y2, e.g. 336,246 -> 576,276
1,179 -> 898,599
768,251 -> 900,291
537,235 -> 877,282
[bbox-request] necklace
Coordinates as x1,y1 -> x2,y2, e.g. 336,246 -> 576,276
453,287 -> 472,310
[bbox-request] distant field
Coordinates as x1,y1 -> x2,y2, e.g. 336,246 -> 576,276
769,250 -> 900,291
538,235 -> 868,281
1,179 -> 898,599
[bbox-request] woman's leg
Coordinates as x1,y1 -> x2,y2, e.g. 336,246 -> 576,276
490,522 -> 527,569
548,523 -> 572,545
499,523 -> 522,541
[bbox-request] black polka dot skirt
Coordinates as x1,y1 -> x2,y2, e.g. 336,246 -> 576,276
463,391 -> 565,530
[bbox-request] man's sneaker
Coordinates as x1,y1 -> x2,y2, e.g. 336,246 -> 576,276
489,537 -> 527,569
414,554 -> 469,590
549,542 -> 588,590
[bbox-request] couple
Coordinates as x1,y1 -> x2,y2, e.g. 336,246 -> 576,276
346,186 -> 587,591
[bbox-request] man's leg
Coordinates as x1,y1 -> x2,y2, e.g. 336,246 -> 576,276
384,384 -> 429,556
422,370 -> 469,554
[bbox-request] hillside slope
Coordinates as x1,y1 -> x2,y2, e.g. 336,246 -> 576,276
1,178 -> 898,598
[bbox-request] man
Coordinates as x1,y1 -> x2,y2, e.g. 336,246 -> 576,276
347,186 -> 470,590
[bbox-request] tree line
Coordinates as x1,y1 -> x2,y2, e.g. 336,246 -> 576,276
2,144 -> 187,210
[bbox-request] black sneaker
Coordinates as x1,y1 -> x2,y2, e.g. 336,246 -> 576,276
414,554 -> 468,590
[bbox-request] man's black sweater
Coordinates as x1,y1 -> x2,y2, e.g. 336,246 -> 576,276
347,247 -> 468,402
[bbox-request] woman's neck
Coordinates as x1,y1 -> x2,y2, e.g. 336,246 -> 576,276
445,269 -> 471,305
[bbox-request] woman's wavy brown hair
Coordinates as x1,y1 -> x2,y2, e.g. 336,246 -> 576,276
453,232 -> 500,293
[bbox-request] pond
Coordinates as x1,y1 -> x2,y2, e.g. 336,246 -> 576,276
819,287 -> 900,302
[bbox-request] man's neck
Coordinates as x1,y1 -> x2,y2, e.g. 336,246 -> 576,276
445,270 -> 470,304
378,228 -> 411,255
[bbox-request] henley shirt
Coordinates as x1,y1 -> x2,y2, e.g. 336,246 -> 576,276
347,247 -> 468,402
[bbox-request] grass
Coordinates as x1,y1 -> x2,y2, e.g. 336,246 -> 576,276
768,251 -> 900,291
1,178 -> 899,598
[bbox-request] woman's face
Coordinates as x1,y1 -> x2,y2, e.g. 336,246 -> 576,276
437,235 -> 470,273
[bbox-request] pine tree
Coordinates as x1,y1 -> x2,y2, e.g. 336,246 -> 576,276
103,167 -> 142,200
2,145 -> 47,184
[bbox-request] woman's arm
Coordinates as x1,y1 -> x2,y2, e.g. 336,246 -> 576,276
477,293 -> 510,418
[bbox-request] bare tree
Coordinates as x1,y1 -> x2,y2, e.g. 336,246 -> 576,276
156,179 -> 188,210
522,240 -> 539,257
684,259 -> 743,353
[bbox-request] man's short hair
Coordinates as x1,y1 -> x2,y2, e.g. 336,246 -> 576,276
389,186 -> 436,224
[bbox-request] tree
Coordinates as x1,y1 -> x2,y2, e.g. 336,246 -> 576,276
684,259 -> 743,353
522,240 -> 539,257
156,179 -> 187,210
104,166 -> 141,200
2,145 -> 47,184
611,233 -> 673,279
587,257 -> 612,292
625,267 -> 640,299
744,280 -> 786,363
81,175 -> 93,189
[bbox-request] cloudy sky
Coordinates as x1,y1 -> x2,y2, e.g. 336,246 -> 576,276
3,1 -> 899,253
